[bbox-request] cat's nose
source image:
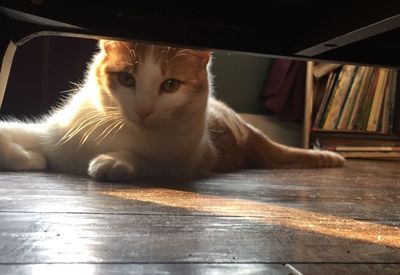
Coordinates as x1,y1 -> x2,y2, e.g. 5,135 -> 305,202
134,108 -> 154,121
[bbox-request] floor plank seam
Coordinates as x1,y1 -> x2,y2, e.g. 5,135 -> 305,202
1,262 -> 400,265
0,211 -> 399,223
0,210 -> 282,218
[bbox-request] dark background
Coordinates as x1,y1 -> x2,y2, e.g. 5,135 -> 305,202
3,36 -> 97,119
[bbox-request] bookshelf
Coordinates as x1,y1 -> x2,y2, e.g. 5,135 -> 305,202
303,61 -> 400,160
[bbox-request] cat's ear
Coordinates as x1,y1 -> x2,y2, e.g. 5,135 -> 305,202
199,51 -> 211,67
99,40 -> 120,55
189,50 -> 211,67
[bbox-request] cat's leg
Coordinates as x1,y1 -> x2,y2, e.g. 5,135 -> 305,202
87,150 -> 158,181
88,151 -> 135,181
88,150 -> 206,181
245,126 -> 345,169
209,99 -> 344,170
0,125 -> 46,171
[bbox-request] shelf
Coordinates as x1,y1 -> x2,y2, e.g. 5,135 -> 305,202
311,129 -> 400,137
303,61 -> 400,160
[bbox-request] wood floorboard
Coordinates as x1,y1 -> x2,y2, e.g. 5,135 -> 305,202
0,160 -> 399,220
292,263 -> 400,275
1,263 -> 398,275
1,188 -> 399,220
0,159 -> 399,273
0,263 -> 290,275
1,212 -> 399,263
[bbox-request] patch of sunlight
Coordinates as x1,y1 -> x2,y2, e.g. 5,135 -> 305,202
101,188 -> 400,248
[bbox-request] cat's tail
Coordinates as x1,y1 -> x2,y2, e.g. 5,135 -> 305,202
245,125 -> 345,169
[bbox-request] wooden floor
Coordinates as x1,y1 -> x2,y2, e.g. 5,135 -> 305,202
0,160 -> 399,274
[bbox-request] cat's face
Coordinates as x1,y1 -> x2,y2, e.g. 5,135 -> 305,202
95,40 -> 211,127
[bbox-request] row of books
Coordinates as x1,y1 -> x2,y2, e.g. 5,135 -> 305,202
310,63 -> 400,159
313,64 -> 398,133
312,131 -> 400,159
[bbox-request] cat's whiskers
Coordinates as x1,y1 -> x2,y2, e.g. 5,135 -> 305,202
67,111 -> 111,128
57,109 -> 123,147
95,119 -> 126,145
93,119 -> 121,144
114,120 -> 125,133
78,117 -> 115,147
78,113 -> 123,146
59,87 -> 80,94
59,113 -> 102,143
59,81 -> 83,94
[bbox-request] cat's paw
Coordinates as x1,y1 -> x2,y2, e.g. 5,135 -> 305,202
315,150 -> 346,168
88,154 -> 135,181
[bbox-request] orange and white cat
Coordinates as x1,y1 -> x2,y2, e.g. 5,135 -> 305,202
0,40 -> 344,181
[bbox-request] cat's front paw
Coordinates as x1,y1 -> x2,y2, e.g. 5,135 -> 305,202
88,154 -> 135,181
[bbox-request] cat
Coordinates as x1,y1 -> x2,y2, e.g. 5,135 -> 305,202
0,40 -> 344,181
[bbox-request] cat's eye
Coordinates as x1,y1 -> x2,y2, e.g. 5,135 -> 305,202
118,72 -> 135,87
160,79 -> 181,93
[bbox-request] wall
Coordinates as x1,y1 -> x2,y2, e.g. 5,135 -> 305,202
211,51 -> 272,114
211,50 -> 304,147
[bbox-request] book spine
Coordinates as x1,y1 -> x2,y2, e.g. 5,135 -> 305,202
335,66 -> 359,129
338,151 -> 400,158
318,70 -> 341,128
388,70 -> 398,133
392,70 -> 400,133
380,70 -> 395,133
337,66 -> 365,129
348,67 -> 373,130
313,72 -> 334,128
325,146 -> 400,152
323,66 -> 355,129
357,68 -> 379,130
313,63 -> 342,78
367,69 -> 389,131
